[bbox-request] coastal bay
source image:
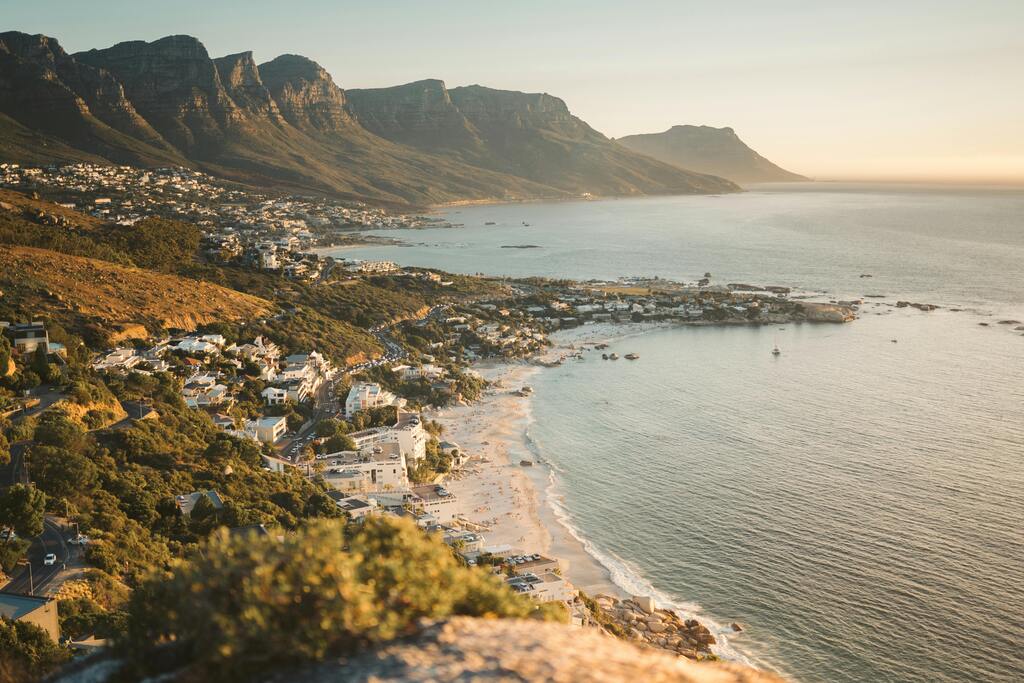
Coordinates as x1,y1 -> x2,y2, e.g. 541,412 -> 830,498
337,185 -> 1024,683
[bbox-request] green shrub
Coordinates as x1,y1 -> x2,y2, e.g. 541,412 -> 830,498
121,516 -> 557,679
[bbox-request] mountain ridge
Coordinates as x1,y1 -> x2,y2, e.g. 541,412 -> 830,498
617,124 -> 807,184
0,31 -> 740,205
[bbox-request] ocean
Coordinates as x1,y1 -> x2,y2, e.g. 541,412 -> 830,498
330,183 -> 1024,682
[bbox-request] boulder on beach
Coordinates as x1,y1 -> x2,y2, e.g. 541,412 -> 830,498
632,595 -> 656,614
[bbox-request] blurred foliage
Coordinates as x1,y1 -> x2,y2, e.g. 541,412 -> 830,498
120,516 -> 562,680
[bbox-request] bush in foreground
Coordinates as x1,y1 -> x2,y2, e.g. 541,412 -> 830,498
121,516 -> 561,679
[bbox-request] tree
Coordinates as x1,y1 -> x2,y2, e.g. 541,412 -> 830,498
322,434 -> 356,454
314,419 -> 339,438
28,446 -> 98,500
0,616 -> 70,683
0,335 -> 11,376
0,433 -> 9,468
0,484 -> 46,539
31,345 -> 50,381
303,492 -> 341,518
33,413 -> 87,453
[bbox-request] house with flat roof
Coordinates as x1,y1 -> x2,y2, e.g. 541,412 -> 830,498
6,322 -> 48,355
325,491 -> 377,519
345,382 -> 405,415
321,442 -> 408,490
0,591 -> 60,641
255,416 -> 287,443
261,386 -> 288,406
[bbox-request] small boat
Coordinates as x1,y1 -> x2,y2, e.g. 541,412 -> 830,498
891,339 -> 898,343
601,353 -> 609,360
771,346 -> 781,356
609,353 -> 619,360
625,353 -> 639,360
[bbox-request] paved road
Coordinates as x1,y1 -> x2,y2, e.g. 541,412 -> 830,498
10,386 -> 65,422
1,441 -> 30,486
2,518 -> 70,596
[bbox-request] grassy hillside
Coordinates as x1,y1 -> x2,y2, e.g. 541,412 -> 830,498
0,246 -> 273,340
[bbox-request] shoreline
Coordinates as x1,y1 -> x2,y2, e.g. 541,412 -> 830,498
429,359 -> 621,597
431,321 -> 756,666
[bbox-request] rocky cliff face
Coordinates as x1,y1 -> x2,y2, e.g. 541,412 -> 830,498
347,82 -> 739,195
449,85 -> 586,137
258,54 -> 355,134
0,32 -> 183,165
617,125 -> 807,185
0,32 -> 165,145
1,30 -> 741,204
213,51 -> 283,124
75,35 -> 244,153
347,79 -> 484,151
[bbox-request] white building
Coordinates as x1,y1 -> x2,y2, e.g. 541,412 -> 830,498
254,416 -> 287,444
92,348 -> 141,373
261,387 -> 288,406
345,412 -> 428,463
345,382 -> 405,415
321,442 -> 408,491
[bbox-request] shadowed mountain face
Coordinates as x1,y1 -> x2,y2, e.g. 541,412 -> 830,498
617,125 -> 807,184
349,81 -> 739,196
0,31 -> 740,205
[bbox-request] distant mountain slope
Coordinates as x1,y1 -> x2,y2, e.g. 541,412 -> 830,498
617,125 -> 807,184
0,31 -> 739,204
348,81 -> 739,196
0,32 -> 186,166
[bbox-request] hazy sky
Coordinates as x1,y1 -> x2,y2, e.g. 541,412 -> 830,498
7,0 -> 1024,182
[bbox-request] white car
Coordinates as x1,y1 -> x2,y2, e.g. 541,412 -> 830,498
43,553 -> 57,566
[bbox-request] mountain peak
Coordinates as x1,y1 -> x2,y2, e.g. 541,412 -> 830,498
619,125 -> 806,184
258,54 -> 353,133
259,54 -> 332,87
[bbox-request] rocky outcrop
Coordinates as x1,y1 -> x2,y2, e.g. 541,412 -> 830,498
617,125 -> 807,185
75,35 -> 244,153
797,302 -> 856,322
258,54 -> 355,133
51,617 -> 783,683
213,51 -> 283,123
591,595 -> 720,660
347,79 -> 484,151
0,32 -> 183,165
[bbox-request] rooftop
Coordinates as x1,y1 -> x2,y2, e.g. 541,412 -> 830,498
0,591 -> 53,620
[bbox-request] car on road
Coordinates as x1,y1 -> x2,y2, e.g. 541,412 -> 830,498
43,553 -> 57,566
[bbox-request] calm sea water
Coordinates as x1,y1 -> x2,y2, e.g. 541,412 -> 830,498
335,184 -> 1024,682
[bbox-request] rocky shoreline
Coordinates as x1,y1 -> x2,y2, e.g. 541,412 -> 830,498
586,594 -> 721,661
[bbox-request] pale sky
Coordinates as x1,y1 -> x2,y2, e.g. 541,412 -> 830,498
7,0 -> 1024,183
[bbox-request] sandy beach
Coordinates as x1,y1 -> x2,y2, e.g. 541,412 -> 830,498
429,323 -> 673,596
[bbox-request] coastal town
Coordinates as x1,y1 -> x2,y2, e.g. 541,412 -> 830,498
0,166 -> 860,666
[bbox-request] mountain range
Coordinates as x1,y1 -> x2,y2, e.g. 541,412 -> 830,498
617,125 -> 807,184
0,31 -> 742,206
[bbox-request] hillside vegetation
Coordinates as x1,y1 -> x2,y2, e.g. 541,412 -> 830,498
0,246 -> 273,343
